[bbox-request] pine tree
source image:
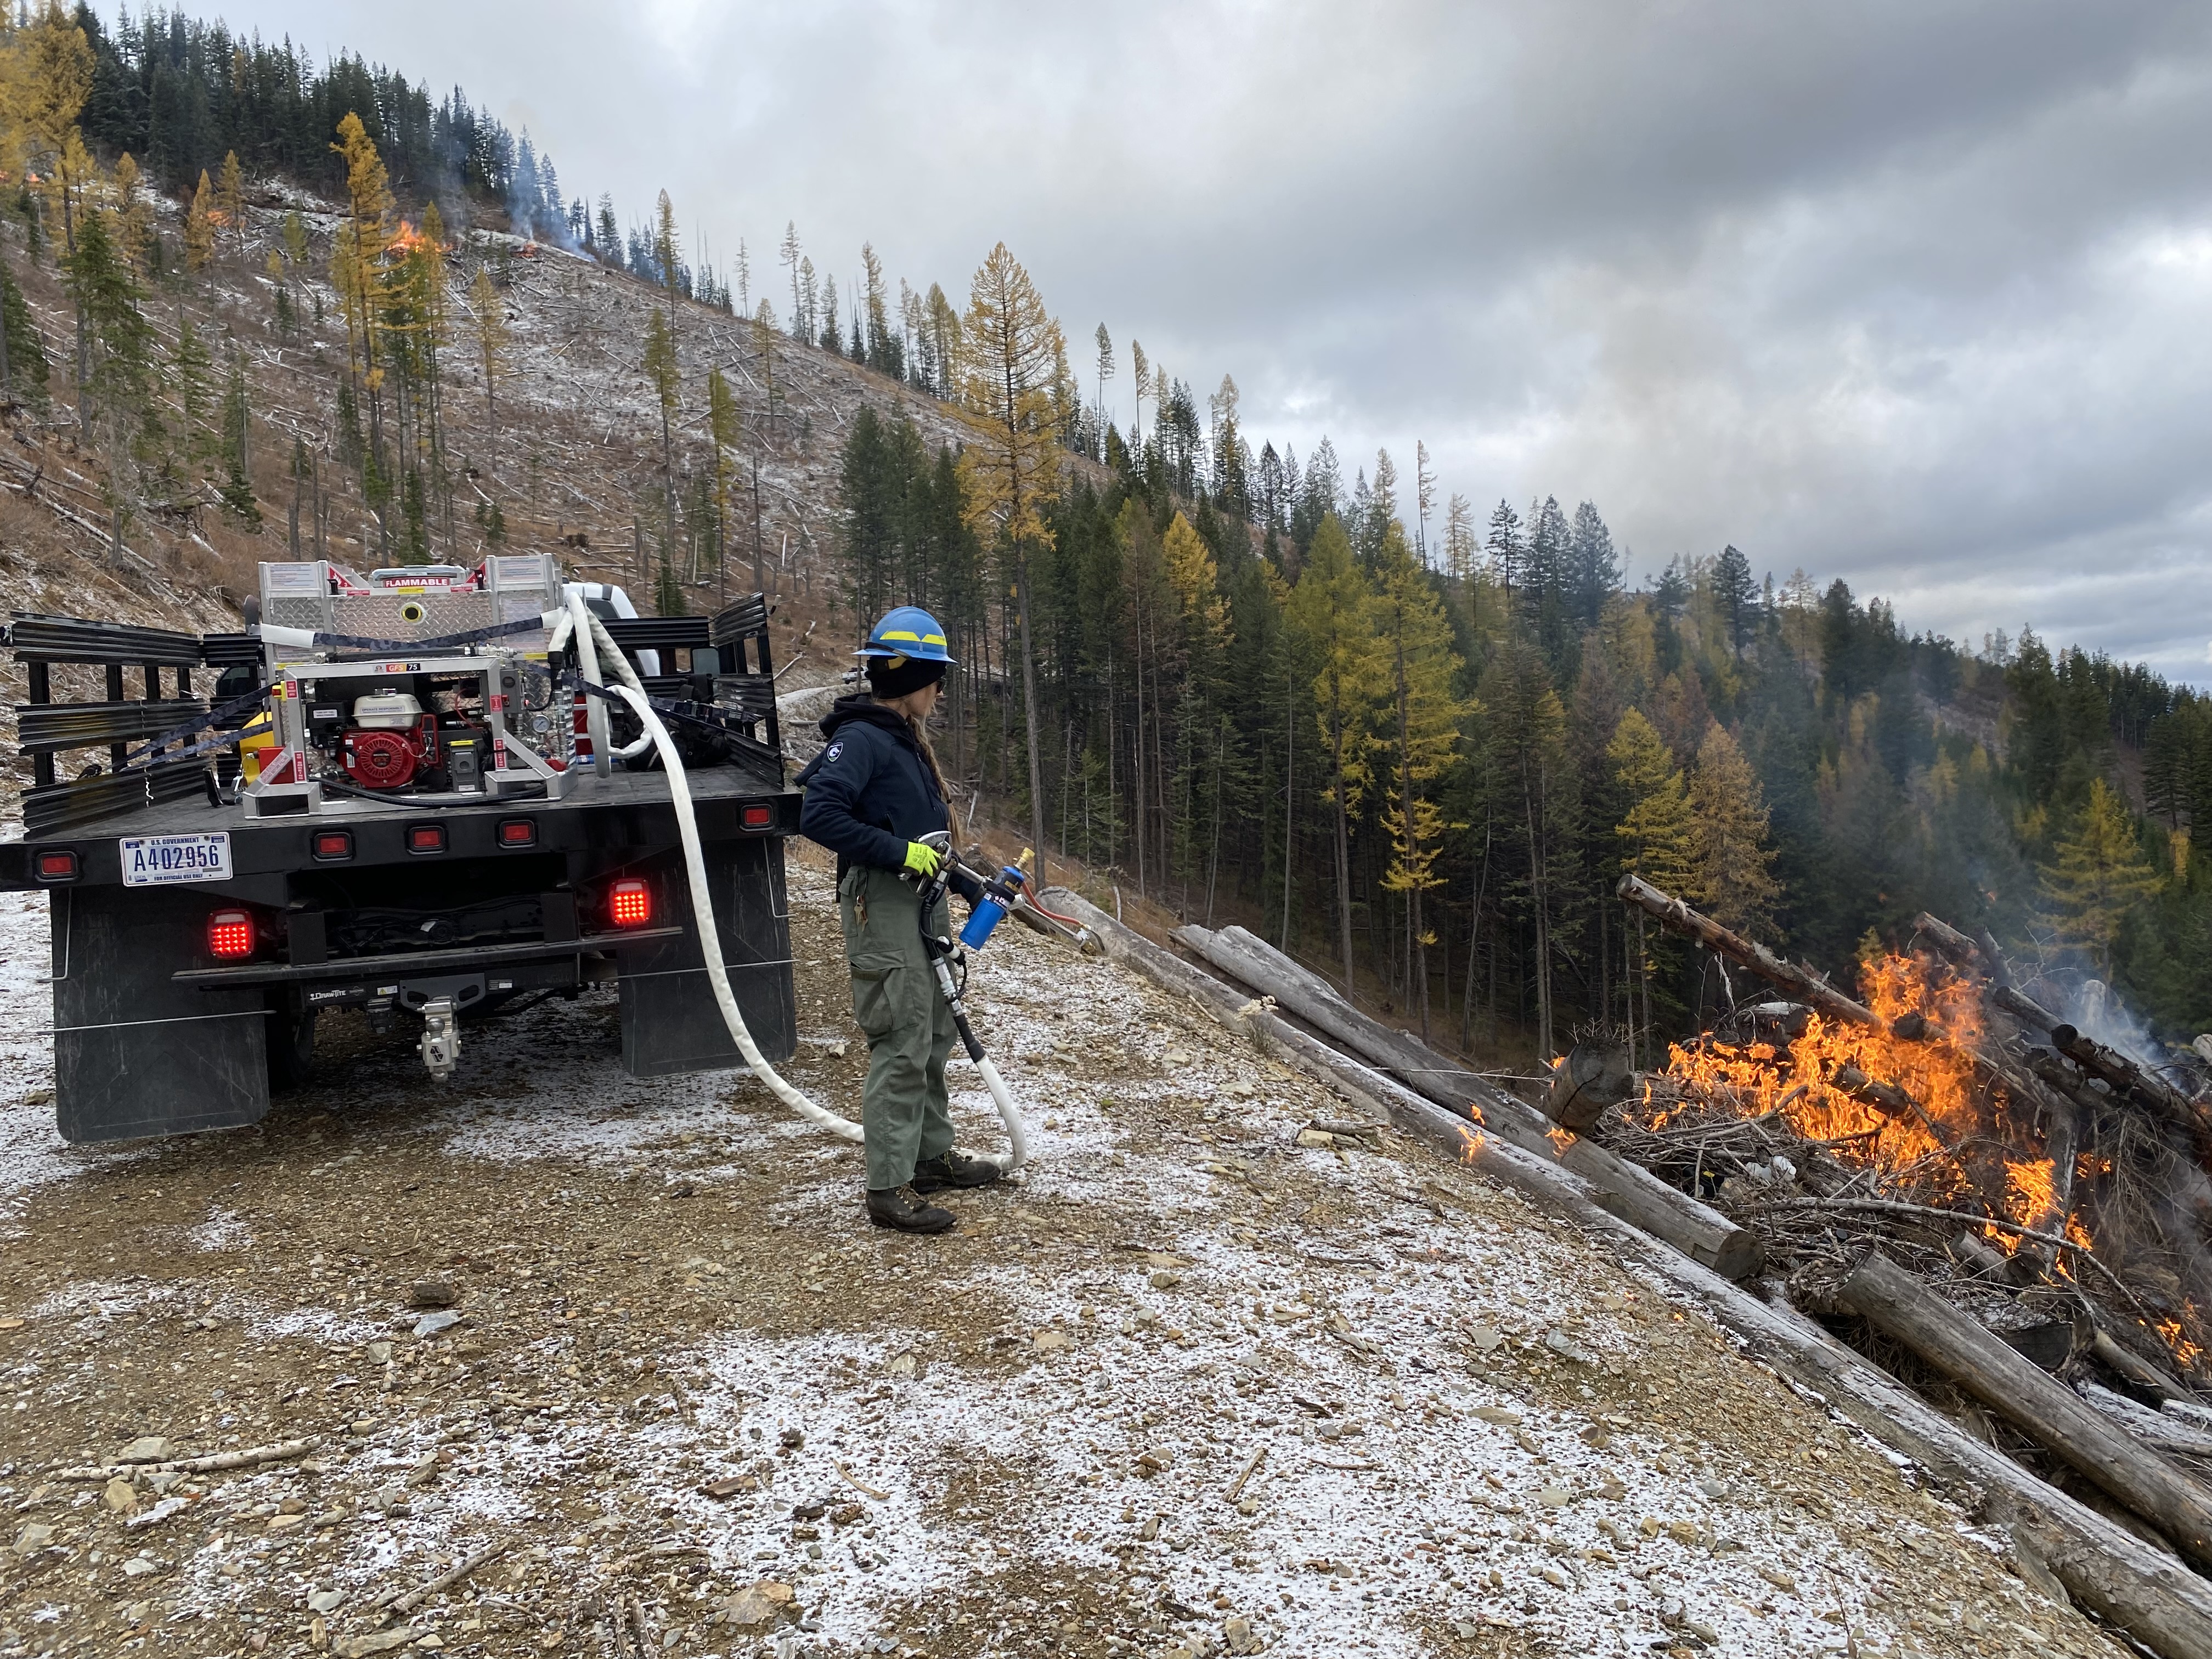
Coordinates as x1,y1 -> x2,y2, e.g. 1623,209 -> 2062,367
2040,777 -> 2160,974
402,465 -> 428,563
1283,513 -> 1377,992
0,259 -> 49,403
1570,500 -> 1619,628
469,266 -> 507,474
861,243 -> 899,379
1486,499 -> 1524,600
1689,721 -> 1778,934
183,169 -> 213,270
1713,544 -> 1758,656
1093,323 -> 1114,452
64,204 -> 156,564
215,148 -> 245,259
171,314 -> 212,466
955,241 -> 1064,882
218,341 -> 259,528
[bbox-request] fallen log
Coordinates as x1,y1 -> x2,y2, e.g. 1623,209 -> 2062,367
52,1437 -> 320,1481
2079,1383 -> 2212,1459
1835,1249 -> 2212,1576
1176,924 -> 1488,1104
1051,893 -> 2212,1657
1171,921 -> 1759,1279
375,1538 -> 511,1617
1617,874 -> 1881,1030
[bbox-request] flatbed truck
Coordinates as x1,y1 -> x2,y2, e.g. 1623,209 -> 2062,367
0,555 -> 798,1143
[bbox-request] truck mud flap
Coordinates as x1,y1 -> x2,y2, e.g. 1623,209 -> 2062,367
50,887 -> 270,1143
618,838 -> 796,1077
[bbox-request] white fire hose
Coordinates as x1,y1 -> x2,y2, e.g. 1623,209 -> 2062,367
582,667 -> 1028,1176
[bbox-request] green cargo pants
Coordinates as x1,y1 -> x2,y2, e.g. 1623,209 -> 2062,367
839,864 -> 958,1192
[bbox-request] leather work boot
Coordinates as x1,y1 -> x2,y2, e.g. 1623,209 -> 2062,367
866,1186 -> 956,1234
910,1149 -> 1005,1194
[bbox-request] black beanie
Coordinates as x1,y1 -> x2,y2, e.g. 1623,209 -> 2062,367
866,655 -> 948,699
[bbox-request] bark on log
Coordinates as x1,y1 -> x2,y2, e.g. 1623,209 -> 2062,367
1174,922 -> 1760,1279
52,1437 -> 320,1481
1617,874 -> 1881,1030
1049,891 -> 2212,1658
1836,1249 -> 2212,1576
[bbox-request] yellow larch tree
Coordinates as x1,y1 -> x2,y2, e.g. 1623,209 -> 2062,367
183,169 -> 213,271
1282,512 -> 1379,992
955,241 -> 1064,879
215,148 -> 245,259
1370,520 -> 1471,1039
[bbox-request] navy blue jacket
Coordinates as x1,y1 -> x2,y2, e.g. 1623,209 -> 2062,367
797,697 -> 979,898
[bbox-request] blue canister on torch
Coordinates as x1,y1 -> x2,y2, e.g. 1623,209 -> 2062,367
960,893 -> 1009,950
958,850 -> 1032,951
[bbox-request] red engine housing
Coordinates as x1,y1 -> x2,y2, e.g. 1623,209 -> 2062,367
342,717 -> 438,790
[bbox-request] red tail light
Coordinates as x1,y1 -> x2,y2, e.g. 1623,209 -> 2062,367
740,804 -> 772,830
208,909 -> 256,960
607,878 -> 652,929
35,850 -> 79,882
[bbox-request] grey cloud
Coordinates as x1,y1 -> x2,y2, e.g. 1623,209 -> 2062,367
213,0 -> 2212,678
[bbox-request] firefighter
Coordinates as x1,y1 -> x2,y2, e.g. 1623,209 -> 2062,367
795,606 -> 1004,1233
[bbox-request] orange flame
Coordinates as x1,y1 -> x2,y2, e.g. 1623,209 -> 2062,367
1653,952 -> 1987,1198
2007,1158 -> 2059,1224
385,219 -> 447,257
2160,1319 -> 2207,1370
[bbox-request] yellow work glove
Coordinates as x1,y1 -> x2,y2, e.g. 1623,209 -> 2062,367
902,840 -> 943,879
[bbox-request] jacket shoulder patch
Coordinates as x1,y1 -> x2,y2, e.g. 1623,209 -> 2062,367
825,741 -> 844,762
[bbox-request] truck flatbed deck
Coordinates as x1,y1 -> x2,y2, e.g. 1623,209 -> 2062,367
3,571 -> 800,1145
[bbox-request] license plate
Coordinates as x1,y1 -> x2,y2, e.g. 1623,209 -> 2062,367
119,832 -> 233,887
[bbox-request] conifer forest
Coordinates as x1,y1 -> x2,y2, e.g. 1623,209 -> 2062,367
2,0 -> 2207,1075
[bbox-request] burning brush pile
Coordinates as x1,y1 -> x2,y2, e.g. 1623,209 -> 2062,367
1562,877 -> 2212,1488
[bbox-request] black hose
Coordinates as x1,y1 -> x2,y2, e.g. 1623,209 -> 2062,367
318,776 -> 550,809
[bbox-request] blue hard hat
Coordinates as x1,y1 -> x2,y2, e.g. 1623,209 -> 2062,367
857,605 -> 956,665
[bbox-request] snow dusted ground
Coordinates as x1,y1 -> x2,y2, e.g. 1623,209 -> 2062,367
0,846 -> 2123,1659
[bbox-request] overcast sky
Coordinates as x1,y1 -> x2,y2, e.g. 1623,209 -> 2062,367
216,0 -> 2212,679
